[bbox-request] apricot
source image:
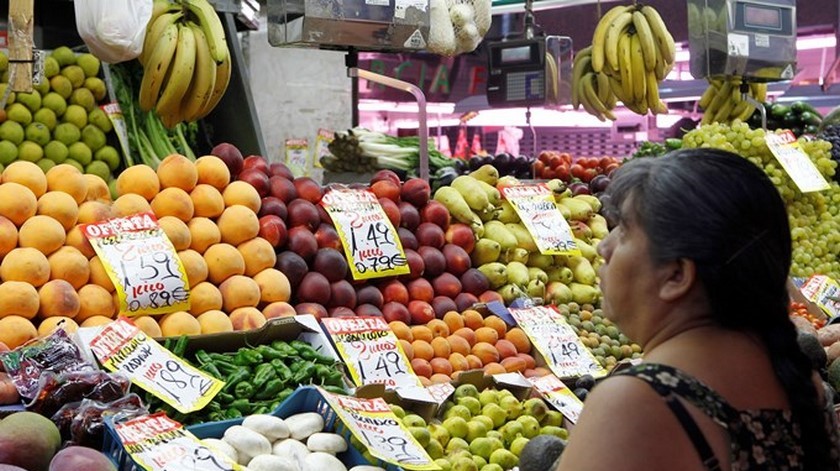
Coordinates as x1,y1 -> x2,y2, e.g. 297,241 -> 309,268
0,281 -> 39,319
48,246 -> 90,289
410,325 -> 433,343
18,215 -> 65,255
475,326 -> 499,345
517,353 -> 536,370
112,193 -> 152,217
443,310 -> 465,333
222,181 -> 260,213
133,316 -> 162,338
430,336 -> 451,358
253,268 -> 290,304
159,311 -> 201,337
217,205 -> 259,246
229,306 -> 266,331
505,328 -> 532,354
84,174 -> 111,202
411,340 -> 434,361
157,154 -> 198,191
427,319 -> 450,338
89,256 -> 115,291
462,309 -> 484,330
116,165 -> 159,201
37,316 -> 79,337
0,315 -> 37,348
471,342 -> 500,365
1,247 -> 50,286
188,282 -> 223,315
453,327 -> 477,347
77,200 -> 113,224
66,226 -> 95,259
410,358 -> 432,378
158,216 -> 191,251
219,275 -> 260,312
76,284 -> 115,321
449,352 -> 469,371
0,182 -> 37,226
501,356 -> 528,373
446,334 -> 471,356
531,366 -> 552,377
195,156 -> 230,190
38,279 -> 80,318
197,310 -> 234,334
483,316 -> 508,338
2,161 -> 47,197
151,188 -> 194,222
465,354 -> 483,369
46,164 -> 87,204
398,339 -> 414,361
0,216 -> 16,258
430,373 -> 452,384
203,243 -> 245,284
483,362 -> 506,375
190,184 -> 224,218
262,301 -> 296,319
188,217 -> 221,254
238,238 -> 276,277
389,321 -> 413,342
177,249 -> 207,287
37,191 -> 79,230
495,339 -> 518,359
430,357 -> 454,376
79,316 -> 114,327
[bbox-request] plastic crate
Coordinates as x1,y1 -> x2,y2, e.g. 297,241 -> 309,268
103,386 -> 372,471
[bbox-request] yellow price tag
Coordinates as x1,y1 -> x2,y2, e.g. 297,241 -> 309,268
765,131 -> 830,193
800,275 -> 840,319
527,373 -> 584,424
500,184 -> 581,255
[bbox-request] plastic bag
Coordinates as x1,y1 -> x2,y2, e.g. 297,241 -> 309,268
27,369 -> 131,418
50,394 -> 146,448
75,0 -> 153,64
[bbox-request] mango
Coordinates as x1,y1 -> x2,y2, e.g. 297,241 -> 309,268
0,411 -> 61,471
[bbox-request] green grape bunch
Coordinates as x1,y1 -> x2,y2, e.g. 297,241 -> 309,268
682,120 -> 840,278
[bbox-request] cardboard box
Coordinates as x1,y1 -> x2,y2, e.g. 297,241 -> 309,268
788,278 -> 828,321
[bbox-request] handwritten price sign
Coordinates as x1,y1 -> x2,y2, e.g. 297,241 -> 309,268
509,305 -> 607,379
89,318 -> 224,413
321,317 -> 420,389
800,275 -> 840,319
114,413 -> 243,471
321,188 -> 409,280
320,390 -> 439,471
82,211 -> 190,316
527,374 -> 584,424
501,184 -> 580,255
765,131 -> 830,193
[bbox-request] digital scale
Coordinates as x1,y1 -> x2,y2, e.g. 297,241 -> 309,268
688,0 -> 797,82
486,36 -> 572,108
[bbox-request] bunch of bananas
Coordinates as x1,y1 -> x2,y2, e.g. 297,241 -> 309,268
139,0 -> 231,128
573,4 -> 674,119
699,78 -> 767,125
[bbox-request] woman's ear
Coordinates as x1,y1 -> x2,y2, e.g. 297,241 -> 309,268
658,258 -> 697,302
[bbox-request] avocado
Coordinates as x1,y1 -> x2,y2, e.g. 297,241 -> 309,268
797,332 -> 827,371
518,435 -> 566,471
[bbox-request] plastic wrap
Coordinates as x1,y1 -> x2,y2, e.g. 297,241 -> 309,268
74,0 -> 153,63
27,370 -> 131,418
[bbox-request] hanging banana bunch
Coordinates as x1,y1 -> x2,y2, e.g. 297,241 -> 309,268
138,0 -> 232,128
573,3 -> 675,119
699,78 -> 767,125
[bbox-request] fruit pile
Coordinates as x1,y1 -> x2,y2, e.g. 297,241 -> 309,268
392,384 -> 565,471
789,301 -> 826,330
0,48 -> 121,182
532,151 -> 621,193
555,302 -> 642,370
0,153 -> 293,348
572,4 -> 674,119
698,78 -> 767,126
682,121 -> 840,278
390,309 -> 546,386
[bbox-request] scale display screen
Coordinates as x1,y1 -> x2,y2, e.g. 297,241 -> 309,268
501,46 -> 532,64
744,4 -> 782,30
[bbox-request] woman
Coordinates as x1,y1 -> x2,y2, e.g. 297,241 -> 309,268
554,149 -> 839,471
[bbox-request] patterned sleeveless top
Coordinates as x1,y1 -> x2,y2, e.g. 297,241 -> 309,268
615,363 -> 840,470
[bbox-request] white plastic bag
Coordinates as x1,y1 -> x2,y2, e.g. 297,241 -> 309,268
75,0 -> 153,64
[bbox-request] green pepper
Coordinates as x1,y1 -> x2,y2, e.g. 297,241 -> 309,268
324,370 -> 346,387
214,360 -> 239,377
172,335 -> 189,357
253,405 -> 270,415
292,361 -> 316,384
234,348 -> 264,366
230,398 -> 252,413
199,362 -> 223,379
314,364 -> 332,382
234,381 -> 255,398
257,344 -> 291,361
209,411 -> 226,422
216,392 -> 235,404
255,378 -> 285,400
277,388 -> 295,403
222,368 -> 251,392
253,363 -> 277,388
271,359 -> 293,382
289,359 -> 306,374
290,340 -> 335,364
194,350 -> 214,366
270,340 -> 299,357
323,385 -> 348,394
224,408 -> 243,419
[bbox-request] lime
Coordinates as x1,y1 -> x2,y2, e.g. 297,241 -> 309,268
94,145 -> 120,171
0,140 -> 18,164
0,121 -> 24,145
68,141 -> 92,165
36,158 -> 56,172
44,140 -> 68,163
85,160 -> 110,181
18,140 -> 44,162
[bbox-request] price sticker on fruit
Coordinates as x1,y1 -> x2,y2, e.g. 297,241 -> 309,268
509,305 -> 607,379
500,184 -> 581,255
527,374 -> 584,424
81,211 -> 190,316
321,188 -> 410,280
88,317 -> 224,413
321,316 -> 421,389
320,389 -> 440,470
113,413 -> 243,471
765,131 -> 830,193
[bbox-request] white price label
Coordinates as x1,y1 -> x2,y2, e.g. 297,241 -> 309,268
426,382 -> 455,404
527,374 -> 584,424
800,275 -> 840,319
501,184 -> 580,255
765,131 -> 830,193
102,102 -> 132,166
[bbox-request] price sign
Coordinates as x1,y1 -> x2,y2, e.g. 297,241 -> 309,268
800,275 -> 840,319
509,305 -> 607,379
89,317 -> 224,413
500,184 -> 580,255
426,382 -> 455,404
81,211 -> 190,316
285,138 -> 310,177
765,131 -> 830,193
313,129 -> 334,169
113,413 -> 243,471
321,316 -> 420,389
102,103 -> 131,167
320,389 -> 439,471
527,374 -> 584,424
321,188 -> 410,280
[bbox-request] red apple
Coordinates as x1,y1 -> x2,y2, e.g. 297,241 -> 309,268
421,200 -> 450,229
314,223 -> 342,250
401,178 -> 431,207
238,168 -> 270,197
370,169 -> 401,186
408,300 -> 436,325
442,244 -> 471,276
313,248 -> 348,282
432,296 -> 458,319
356,285 -> 384,308
259,196 -> 288,220
269,176 -> 298,203
403,248 -> 424,279
297,272 -> 331,304
329,280 -> 357,308
294,177 -> 324,203
379,198 -> 400,228
243,155 -> 270,175
355,304 -> 383,317
398,202 -> 420,231
380,279 -> 409,305
287,226 -> 318,261
445,223 -> 476,254
407,278 -> 434,303
270,162 -> 294,180
382,301 -> 411,324
287,199 -> 321,230
416,223 -> 445,249
329,306 -> 357,318
370,180 -> 401,202
258,215 -> 287,248
211,142 -> 244,177
398,228 -> 418,250
295,302 -> 328,321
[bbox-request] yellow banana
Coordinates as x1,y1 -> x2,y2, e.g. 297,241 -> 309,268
139,22 -> 179,112
578,74 -> 605,122
646,70 -> 664,114
156,24 -> 197,128
582,74 -> 616,121
571,53 -> 592,110
197,52 -> 231,119
140,11 -> 182,66
736,103 -> 756,122
641,6 -> 675,65
608,75 -> 630,105
751,83 -> 767,102
545,53 -> 559,104
604,11 -> 634,73
617,32 -> 634,106
629,33 -> 647,106
591,5 -> 631,73
183,0 -> 228,63
698,81 -> 719,109
596,71 -> 610,104
706,81 -> 733,116
182,23 -> 217,122
713,98 -> 734,124
632,11 -> 657,72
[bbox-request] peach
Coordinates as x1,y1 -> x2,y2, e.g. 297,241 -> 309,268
84,174 -> 111,202
66,226 -> 95,259
218,205 -> 259,246
1,247 -> 50,286
76,201 -> 114,226
446,334 -> 471,356
398,339 -> 414,361
188,217 -> 221,254
418,376 -> 432,386
37,191 -> 79,231
517,353 -> 536,370
117,164 -> 159,201
483,362 -> 506,375
430,373 -> 452,384
495,339 -> 518,359
410,358 -> 432,378
2,161 -> 47,197
151,188 -> 194,222
195,156 -> 231,190
159,216 -> 192,251
505,328 -> 532,354
219,275 -> 260,311
133,316 -> 162,338
238,238 -> 276,277
0,182 -> 37,227
462,309 -> 484,330
0,281 -> 39,319
48,246 -> 90,289
475,326 -> 499,345
411,340 -> 434,361
46,164 -> 88,204
410,325 -> 433,343
76,284 -> 115,321
203,243 -> 245,284
80,315 -> 114,327
484,315 -> 508,338
38,279 -> 80,318
253,268 -> 290,304
112,193 -> 152,218
449,352 -> 469,371
190,184 -> 225,218
157,154 -> 198,191
197,310 -> 234,334
500,356 -> 528,373
426,319 -> 450,338
159,311 -> 201,337
389,321 -> 413,342
465,354 -> 483,369
453,327 -> 477,347
188,282 -> 223,315
262,301 -> 296,319
443,310 -> 465,333
431,336 -> 451,358
89,256 -> 115,292
451,371 -> 463,380
471,342 -> 500,365
222,181 -> 261,213
0,216 -> 16,258
178,249 -> 208,287
229,306 -> 266,331
430,358 -> 454,377
37,316 -> 79,337
532,366 -> 552,377
0,315 -> 37,348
